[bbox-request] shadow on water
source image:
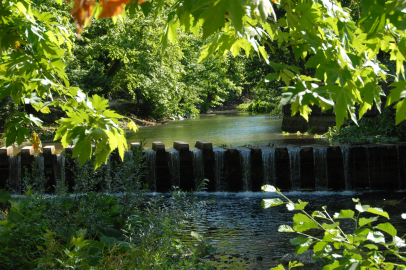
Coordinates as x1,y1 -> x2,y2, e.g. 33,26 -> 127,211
181,191 -> 406,270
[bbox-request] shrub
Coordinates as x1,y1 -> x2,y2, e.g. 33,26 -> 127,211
0,149 -> 213,269
262,185 -> 406,270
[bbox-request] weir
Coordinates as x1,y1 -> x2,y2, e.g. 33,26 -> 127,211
0,142 -> 405,193
313,147 -> 328,191
287,147 -> 301,190
260,147 -> 276,186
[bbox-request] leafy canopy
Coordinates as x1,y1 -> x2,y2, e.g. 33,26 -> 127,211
3,0 -> 406,167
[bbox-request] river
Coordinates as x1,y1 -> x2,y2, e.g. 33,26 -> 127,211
126,113 -> 311,147
181,191 -> 406,269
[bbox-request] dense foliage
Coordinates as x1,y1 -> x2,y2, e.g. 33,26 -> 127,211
322,106 -> 406,144
0,150 -> 212,269
3,0 -> 406,165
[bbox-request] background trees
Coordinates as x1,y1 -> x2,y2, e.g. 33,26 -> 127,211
2,0 -> 406,166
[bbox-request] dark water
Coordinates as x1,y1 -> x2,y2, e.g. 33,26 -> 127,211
182,191 -> 406,269
126,113 -> 314,147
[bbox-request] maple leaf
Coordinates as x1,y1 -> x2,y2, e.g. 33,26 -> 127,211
99,0 -> 131,19
70,0 -> 96,34
32,133 -> 43,153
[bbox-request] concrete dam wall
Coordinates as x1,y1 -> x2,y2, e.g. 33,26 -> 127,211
0,141 -> 405,193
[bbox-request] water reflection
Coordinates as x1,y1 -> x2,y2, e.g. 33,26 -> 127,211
126,113 -> 314,147
182,191 -> 406,269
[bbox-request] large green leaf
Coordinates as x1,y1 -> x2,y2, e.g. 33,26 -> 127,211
226,0 -> 245,34
359,217 -> 378,227
376,223 -> 397,237
367,207 -> 389,219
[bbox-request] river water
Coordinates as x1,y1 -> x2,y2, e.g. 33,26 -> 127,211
181,191 -> 406,269
126,113 -> 313,147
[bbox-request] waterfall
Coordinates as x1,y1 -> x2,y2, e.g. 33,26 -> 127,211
397,146 -> 403,189
192,149 -> 204,189
167,150 -> 180,189
213,147 -> 226,191
33,154 -> 45,179
366,147 -> 372,189
33,154 -> 46,193
145,150 -> 157,191
8,155 -> 21,194
261,147 -> 276,186
313,147 -> 328,191
235,147 -> 251,191
341,146 -> 352,190
287,147 -> 301,190
53,154 -> 66,195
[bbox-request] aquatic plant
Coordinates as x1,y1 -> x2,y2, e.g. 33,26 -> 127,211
262,185 -> 406,269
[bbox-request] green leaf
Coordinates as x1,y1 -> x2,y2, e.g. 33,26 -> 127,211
0,189 -> 11,203
376,223 -> 397,237
392,236 -> 406,248
270,265 -> 285,270
200,0 -> 228,39
355,204 -> 370,213
290,236 -> 312,246
293,213 -> 319,232
322,222 -> 340,230
261,185 -> 277,192
72,138 -> 92,166
91,95 -> 109,111
127,121 -> 138,132
362,244 -> 378,250
293,213 -> 312,223
294,200 -> 308,210
278,225 -> 295,233
313,241 -> 327,253
367,207 -> 389,219
5,127 -> 17,147
359,217 -> 378,227
334,210 -> 355,219
394,99 -> 406,125
365,12 -> 386,40
162,20 -> 179,47
367,231 -> 385,244
226,0 -> 245,34
261,198 -> 284,208
312,211 -> 327,219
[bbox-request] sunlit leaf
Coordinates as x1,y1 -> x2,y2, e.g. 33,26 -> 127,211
376,223 -> 397,237
261,185 -> 276,192
367,231 -> 385,244
278,225 -> 295,233
367,207 -> 389,219
261,198 -> 284,208
334,210 -> 355,219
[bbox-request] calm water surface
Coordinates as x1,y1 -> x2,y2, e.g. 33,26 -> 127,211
181,191 -> 406,270
126,113 -> 314,147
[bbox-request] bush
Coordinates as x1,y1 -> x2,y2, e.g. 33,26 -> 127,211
237,100 -> 281,114
0,150 -> 213,269
323,107 -> 406,144
262,185 -> 406,270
